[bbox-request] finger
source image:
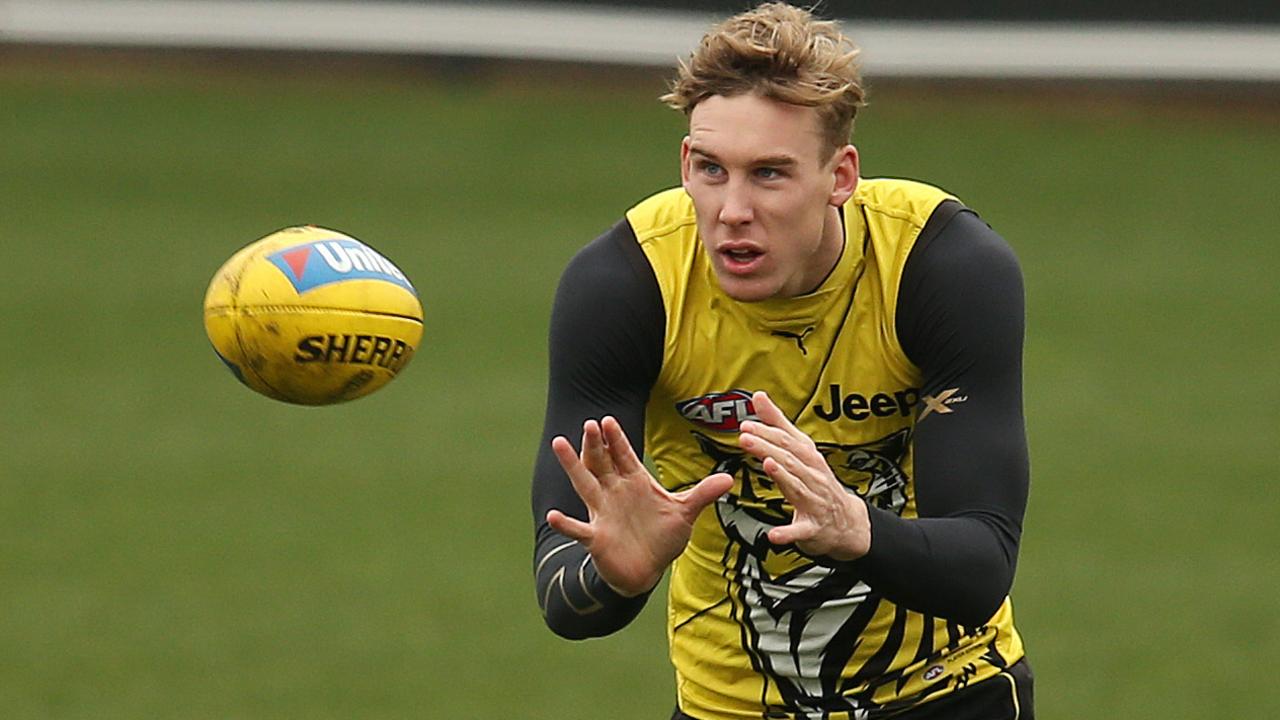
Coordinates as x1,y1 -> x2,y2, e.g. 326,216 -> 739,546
580,420 -> 617,480
600,416 -> 646,476
551,436 -> 603,506
768,519 -> 816,547
546,509 -> 595,544
742,395 -> 824,467
740,432 -> 817,493
737,429 -> 792,464
763,456 -> 821,509
673,472 -> 734,517
749,391 -> 799,434
738,419 -> 792,449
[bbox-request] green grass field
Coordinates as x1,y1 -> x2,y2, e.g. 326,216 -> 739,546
2,53 -> 1277,719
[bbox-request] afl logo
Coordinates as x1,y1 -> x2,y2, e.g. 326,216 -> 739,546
268,239 -> 417,295
922,664 -> 945,682
676,389 -> 758,432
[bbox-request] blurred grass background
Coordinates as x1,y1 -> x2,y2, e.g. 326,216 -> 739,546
1,51 -> 1277,719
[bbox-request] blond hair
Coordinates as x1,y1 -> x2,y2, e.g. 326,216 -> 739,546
661,2 -> 865,159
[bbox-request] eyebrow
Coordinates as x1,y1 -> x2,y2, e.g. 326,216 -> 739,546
688,146 -> 798,168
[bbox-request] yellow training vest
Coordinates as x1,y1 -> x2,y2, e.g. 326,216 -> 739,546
626,178 -> 1024,719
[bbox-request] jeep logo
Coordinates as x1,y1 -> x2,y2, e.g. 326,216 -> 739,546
813,384 -> 918,422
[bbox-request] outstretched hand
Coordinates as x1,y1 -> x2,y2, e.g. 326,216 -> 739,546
738,391 -> 872,561
547,416 -> 734,597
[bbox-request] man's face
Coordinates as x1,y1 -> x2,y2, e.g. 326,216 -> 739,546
681,93 -> 858,302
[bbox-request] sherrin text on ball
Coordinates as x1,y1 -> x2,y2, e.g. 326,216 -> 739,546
203,226 -> 424,405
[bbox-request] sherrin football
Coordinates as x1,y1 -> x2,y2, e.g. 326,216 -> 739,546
203,226 -> 424,405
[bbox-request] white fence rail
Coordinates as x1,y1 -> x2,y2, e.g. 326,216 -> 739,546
3,0 -> 1280,80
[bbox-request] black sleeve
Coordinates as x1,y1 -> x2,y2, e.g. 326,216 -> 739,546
856,201 -> 1030,627
531,220 -> 666,640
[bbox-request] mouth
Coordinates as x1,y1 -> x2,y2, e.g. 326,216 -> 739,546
718,245 -> 765,275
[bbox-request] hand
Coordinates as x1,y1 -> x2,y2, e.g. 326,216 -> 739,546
738,391 -> 871,561
546,416 -> 734,597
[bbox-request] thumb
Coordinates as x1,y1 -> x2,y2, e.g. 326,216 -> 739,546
677,472 -> 734,515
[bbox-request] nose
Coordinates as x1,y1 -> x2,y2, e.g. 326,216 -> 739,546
717,180 -> 754,226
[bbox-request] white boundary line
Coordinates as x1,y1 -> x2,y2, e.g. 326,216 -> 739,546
3,0 -> 1280,80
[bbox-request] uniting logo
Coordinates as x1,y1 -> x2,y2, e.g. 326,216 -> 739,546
267,239 -> 417,295
676,389 -> 758,432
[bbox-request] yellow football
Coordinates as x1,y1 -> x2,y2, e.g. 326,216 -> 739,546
203,226 -> 424,405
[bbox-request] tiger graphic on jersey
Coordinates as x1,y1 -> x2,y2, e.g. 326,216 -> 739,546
693,429 -> 913,717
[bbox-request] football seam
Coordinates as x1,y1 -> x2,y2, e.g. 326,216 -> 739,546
205,305 -> 424,324
213,242 -> 295,402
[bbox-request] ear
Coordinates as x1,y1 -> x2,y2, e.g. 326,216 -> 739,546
680,136 -> 693,190
828,145 -> 859,207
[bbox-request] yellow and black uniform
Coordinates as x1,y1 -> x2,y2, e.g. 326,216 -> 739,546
533,179 -> 1032,719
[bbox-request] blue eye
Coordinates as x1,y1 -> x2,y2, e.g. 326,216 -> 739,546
702,162 -> 723,176
756,167 -> 780,179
